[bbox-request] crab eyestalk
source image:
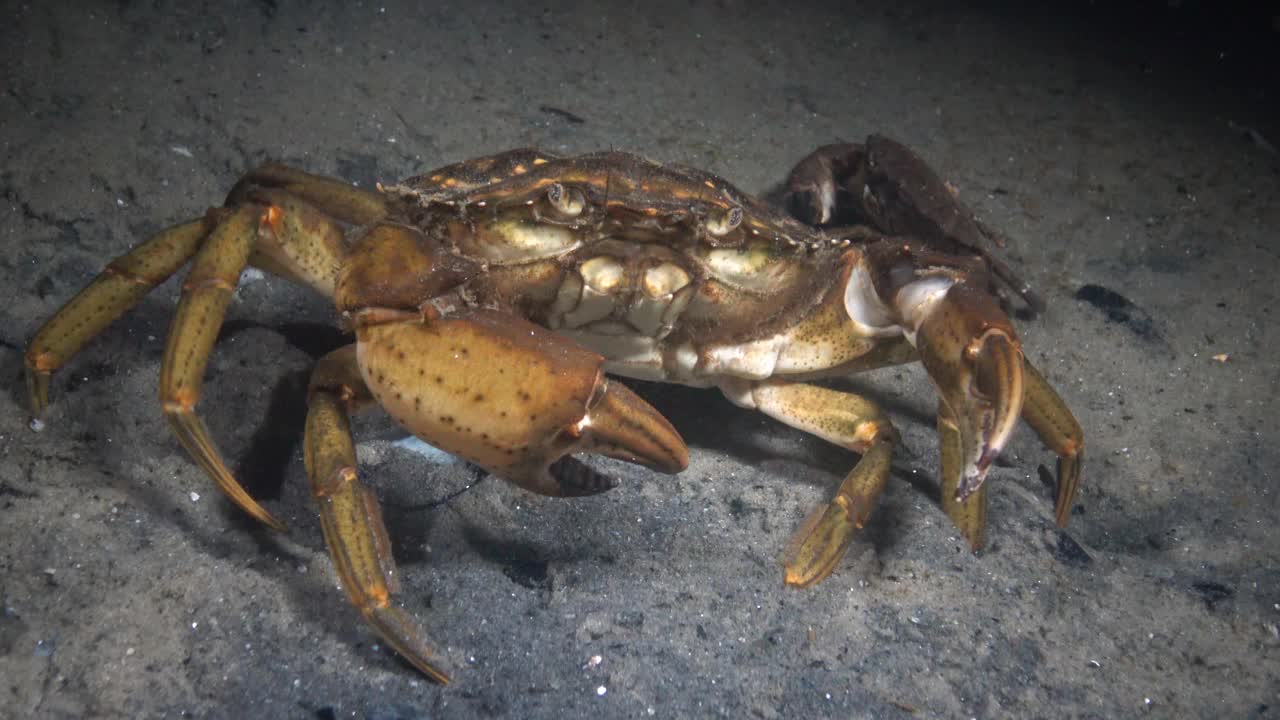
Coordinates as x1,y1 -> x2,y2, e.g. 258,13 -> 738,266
544,182 -> 586,218
911,281 -> 1025,500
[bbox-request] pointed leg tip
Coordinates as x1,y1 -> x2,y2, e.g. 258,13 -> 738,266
243,498 -> 288,532
365,604 -> 452,684
1053,448 -> 1083,529
406,654 -> 452,685
783,568 -> 818,589
222,476 -> 288,533
261,513 -> 289,533
781,502 -> 858,590
235,494 -> 288,532
946,499 -> 987,553
1053,490 -> 1074,528
25,366 -> 52,423
782,553 -> 837,589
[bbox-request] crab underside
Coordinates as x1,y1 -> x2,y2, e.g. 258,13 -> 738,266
25,137 -> 1082,683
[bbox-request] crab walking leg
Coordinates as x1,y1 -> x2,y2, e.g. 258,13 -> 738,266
719,379 -> 898,588
158,193 -> 352,531
26,163 -> 358,421
156,205 -> 289,529
245,188 -> 346,297
225,163 -> 388,226
304,346 -> 450,684
938,401 -> 988,550
25,218 -> 209,419
1020,359 -> 1084,527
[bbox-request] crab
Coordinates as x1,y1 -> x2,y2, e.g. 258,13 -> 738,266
24,137 -> 1083,684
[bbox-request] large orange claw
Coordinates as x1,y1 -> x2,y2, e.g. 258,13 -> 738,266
914,282 -> 1025,500
356,308 -> 687,496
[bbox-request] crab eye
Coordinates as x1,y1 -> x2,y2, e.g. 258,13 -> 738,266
546,182 -> 586,218
705,205 -> 743,237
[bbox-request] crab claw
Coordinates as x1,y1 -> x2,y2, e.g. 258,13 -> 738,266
356,308 -> 687,497
912,282 -> 1025,500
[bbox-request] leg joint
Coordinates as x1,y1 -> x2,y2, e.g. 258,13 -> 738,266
181,276 -> 237,293
103,263 -> 160,287
856,419 -> 898,448
25,349 -> 60,373
313,465 -> 357,497
161,387 -> 199,415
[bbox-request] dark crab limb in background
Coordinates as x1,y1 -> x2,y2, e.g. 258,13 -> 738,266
784,135 -> 1046,314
